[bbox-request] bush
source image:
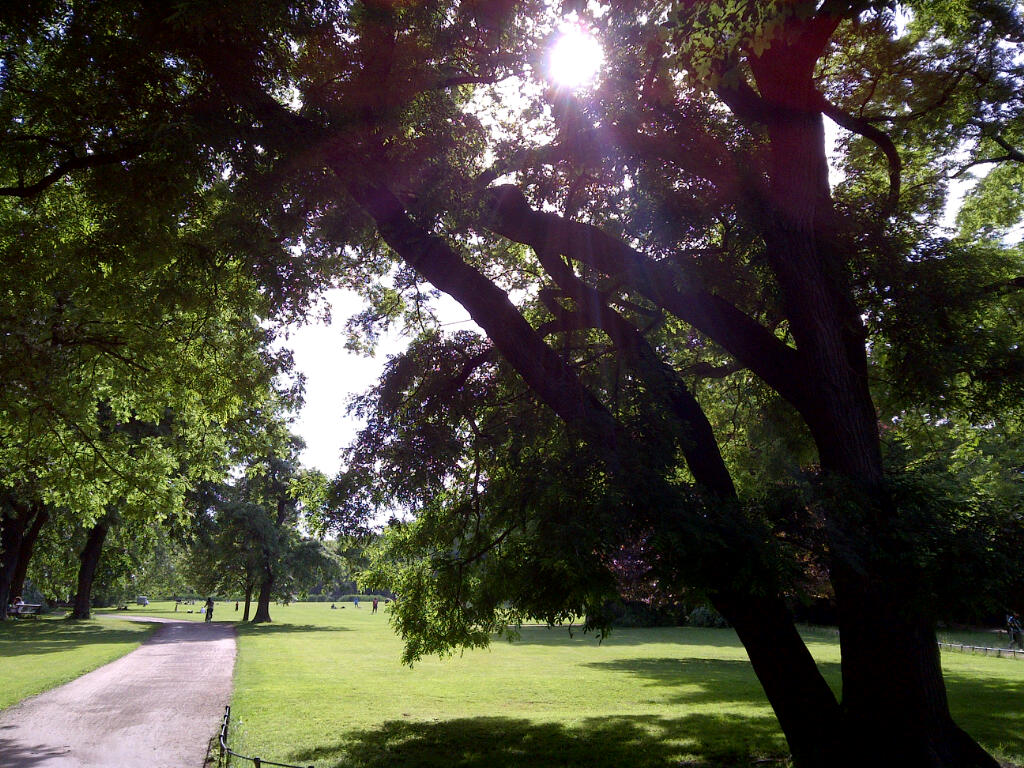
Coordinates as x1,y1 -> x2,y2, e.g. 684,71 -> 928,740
687,605 -> 729,628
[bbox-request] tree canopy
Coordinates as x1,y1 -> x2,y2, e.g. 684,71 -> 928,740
3,1 -> 1023,766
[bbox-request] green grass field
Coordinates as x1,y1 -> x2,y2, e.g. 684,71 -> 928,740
0,614 -> 156,710
222,603 -> 1024,768
4,603 -> 1020,766
938,627 -> 1020,649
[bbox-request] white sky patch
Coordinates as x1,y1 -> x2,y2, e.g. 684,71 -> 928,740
282,288 -> 477,475
823,116 -> 848,191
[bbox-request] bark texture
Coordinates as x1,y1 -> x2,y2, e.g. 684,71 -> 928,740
71,517 -> 111,620
0,507 -> 29,620
10,506 -> 49,601
251,576 -> 273,623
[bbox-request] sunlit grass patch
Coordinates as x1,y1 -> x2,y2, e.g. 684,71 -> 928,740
95,599 -> 242,623
229,606 -> 790,766
226,604 -> 1023,767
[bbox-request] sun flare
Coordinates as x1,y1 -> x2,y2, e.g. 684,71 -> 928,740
548,26 -> 603,88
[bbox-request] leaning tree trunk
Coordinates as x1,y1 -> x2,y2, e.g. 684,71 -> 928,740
251,574 -> 273,623
10,506 -> 49,602
71,517 -> 110,620
715,591 -> 844,767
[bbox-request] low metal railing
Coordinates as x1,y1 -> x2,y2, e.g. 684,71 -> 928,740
218,706 -> 314,768
938,641 -> 1024,659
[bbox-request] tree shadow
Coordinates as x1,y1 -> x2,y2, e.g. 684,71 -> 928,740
233,623 -> 351,637
0,620 -> 155,658
0,733 -> 71,767
289,714 -> 788,768
581,657 -> 841,708
140,622 -> 238,645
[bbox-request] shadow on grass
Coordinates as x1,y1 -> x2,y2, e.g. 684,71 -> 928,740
289,714 -> 788,768
0,619 -> 153,658
945,670 -> 1024,758
583,657 -> 840,708
506,625 -> 747,649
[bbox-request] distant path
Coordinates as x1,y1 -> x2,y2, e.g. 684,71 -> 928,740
0,617 -> 236,768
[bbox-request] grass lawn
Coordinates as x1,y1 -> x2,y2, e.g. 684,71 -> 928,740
94,599 -> 235,623
0,613 -> 156,710
224,604 -> 1024,768
938,626 -> 1019,649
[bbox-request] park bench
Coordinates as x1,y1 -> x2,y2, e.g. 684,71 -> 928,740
9,603 -> 42,619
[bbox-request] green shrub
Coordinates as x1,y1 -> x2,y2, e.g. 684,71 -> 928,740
687,605 -> 729,628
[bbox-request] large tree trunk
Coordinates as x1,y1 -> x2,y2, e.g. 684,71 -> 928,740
715,591 -> 844,767
743,37 -> 1000,765
0,500 -> 38,620
737,34 -> 999,765
10,506 -> 49,601
71,517 -> 110,620
0,511 -> 27,620
831,558 -> 999,767
251,574 -> 273,623
242,580 -> 253,622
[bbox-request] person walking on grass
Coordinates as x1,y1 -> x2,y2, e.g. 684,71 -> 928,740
205,597 -> 214,623
372,598 -> 378,614
1009,613 -> 1023,650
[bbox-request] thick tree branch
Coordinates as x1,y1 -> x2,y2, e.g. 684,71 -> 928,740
484,185 -> 813,414
0,146 -> 141,198
819,96 -> 901,212
991,134 -> 1024,163
539,281 -> 736,498
340,179 -> 634,477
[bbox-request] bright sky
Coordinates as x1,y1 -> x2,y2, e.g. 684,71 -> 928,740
284,289 -> 475,475
285,26 -> 604,476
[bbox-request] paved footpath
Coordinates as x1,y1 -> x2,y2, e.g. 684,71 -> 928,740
0,617 -> 236,768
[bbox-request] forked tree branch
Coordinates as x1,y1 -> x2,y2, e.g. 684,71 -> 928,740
483,184 -> 813,415
538,277 -> 736,497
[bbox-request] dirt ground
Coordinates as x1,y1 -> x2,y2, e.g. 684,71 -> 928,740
0,617 -> 236,768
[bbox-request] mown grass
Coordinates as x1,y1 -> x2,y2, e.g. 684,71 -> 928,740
227,604 -> 1024,768
95,599 -> 236,622
0,614 -> 156,710
938,626 -> 1019,648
